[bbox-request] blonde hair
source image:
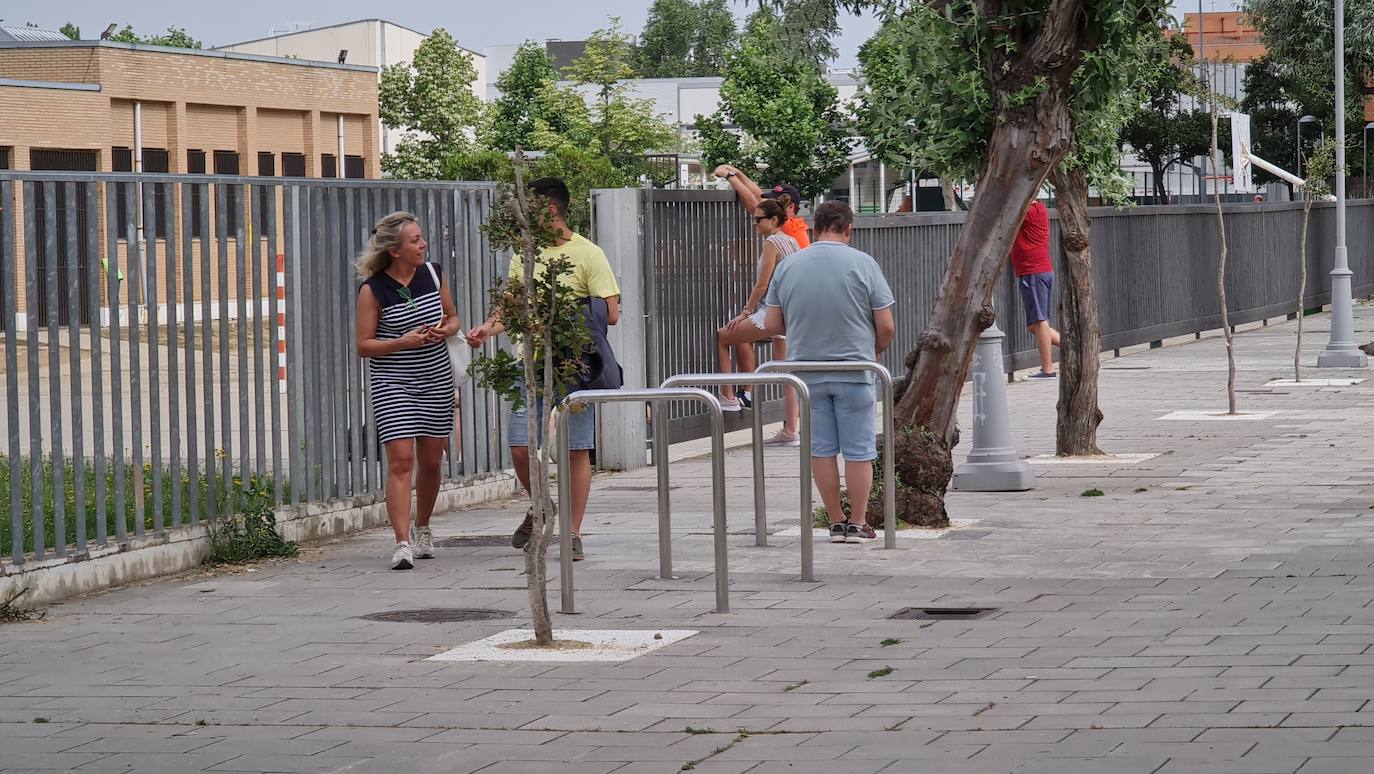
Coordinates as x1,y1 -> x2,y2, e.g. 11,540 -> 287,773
355,211 -> 417,279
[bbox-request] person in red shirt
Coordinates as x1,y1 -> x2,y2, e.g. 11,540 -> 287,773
1011,199 -> 1060,378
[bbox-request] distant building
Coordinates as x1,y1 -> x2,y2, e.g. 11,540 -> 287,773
217,19 -> 485,155
0,24 -> 70,43
1181,11 -> 1266,63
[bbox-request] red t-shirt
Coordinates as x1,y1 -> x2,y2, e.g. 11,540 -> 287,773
1010,201 -> 1052,276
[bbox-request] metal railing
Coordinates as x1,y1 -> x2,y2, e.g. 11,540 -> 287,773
758,360 -> 897,550
637,190 -> 1374,442
555,387 -> 729,613
660,373 -> 815,580
1,172 -> 506,565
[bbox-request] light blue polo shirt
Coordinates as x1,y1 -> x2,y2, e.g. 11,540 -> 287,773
764,239 -> 895,384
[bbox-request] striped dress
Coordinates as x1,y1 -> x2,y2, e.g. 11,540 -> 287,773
362,263 -> 455,444
747,232 -> 801,328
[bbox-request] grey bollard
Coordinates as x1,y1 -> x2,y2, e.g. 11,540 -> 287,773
951,319 -> 1034,491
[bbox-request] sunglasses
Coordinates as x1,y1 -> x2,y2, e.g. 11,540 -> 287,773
752,216 -> 770,223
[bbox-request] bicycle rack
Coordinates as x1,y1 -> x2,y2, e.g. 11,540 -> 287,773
757,360 -> 897,550
659,372 -> 817,581
553,387 -> 729,614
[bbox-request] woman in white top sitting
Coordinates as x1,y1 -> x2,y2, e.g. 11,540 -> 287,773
715,198 -> 801,446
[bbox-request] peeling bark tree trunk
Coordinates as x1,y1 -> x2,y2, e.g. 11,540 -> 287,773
1210,107 -> 1238,415
893,105 -> 1078,527
1048,166 -> 1105,456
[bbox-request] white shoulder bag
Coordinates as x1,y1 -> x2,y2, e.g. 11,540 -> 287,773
425,262 -> 471,388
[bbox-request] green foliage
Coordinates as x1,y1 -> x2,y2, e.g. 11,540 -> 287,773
59,22 -> 80,40
867,666 -> 894,679
106,24 -> 202,48
469,183 -> 593,409
1081,488 -> 1105,497
880,638 -> 900,647
446,146 -> 628,234
1120,34 -> 1211,202
380,29 -> 483,179
1303,139 -> 1339,200
852,1 -> 1168,185
568,18 -> 679,162
483,43 -> 590,153
204,478 -> 299,565
697,9 -> 853,198
635,0 -> 739,77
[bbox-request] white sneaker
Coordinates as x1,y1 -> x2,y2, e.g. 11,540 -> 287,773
763,430 -> 801,447
412,527 -> 435,559
719,397 -> 742,412
390,542 -> 414,570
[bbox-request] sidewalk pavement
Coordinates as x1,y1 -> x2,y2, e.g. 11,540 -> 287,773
2,302 -> 1373,774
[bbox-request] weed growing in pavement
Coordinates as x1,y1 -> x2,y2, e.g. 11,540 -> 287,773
205,478 -> 299,565
881,638 -> 901,647
1081,488 -> 1105,497
0,586 -> 45,623
867,666 -> 894,679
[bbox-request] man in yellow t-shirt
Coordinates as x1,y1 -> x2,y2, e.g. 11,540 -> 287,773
466,178 -> 620,562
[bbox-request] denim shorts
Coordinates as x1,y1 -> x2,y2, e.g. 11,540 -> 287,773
808,381 -> 877,461
507,386 -> 597,451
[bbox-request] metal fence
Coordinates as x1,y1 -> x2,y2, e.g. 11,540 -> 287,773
641,190 -> 1374,440
0,172 -> 507,565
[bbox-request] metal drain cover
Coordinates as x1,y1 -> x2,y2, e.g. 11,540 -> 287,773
360,608 -> 512,623
435,535 -> 510,547
889,607 -> 997,621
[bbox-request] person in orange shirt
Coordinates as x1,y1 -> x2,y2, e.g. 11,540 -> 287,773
712,164 -> 805,445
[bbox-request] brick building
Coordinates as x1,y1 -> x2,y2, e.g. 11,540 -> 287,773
0,39 -> 379,177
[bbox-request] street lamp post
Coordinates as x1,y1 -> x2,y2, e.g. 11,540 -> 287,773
1318,0 -> 1368,368
1297,114 -> 1318,176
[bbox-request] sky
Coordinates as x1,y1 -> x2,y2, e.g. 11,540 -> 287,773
4,1 -> 1246,70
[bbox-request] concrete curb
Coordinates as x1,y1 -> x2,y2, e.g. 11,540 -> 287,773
0,472 -> 519,608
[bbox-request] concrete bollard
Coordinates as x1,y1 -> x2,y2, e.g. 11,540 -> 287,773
951,319 -> 1034,492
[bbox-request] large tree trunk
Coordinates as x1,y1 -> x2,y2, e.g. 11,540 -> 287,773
1049,166 -> 1105,456
892,104 -> 1076,527
1151,161 -> 1169,205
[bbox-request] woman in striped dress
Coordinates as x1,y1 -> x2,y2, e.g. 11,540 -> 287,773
355,212 -> 459,570
715,198 -> 802,445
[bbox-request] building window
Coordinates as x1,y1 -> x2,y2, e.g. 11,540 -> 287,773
188,150 -> 206,238
321,153 -> 337,178
257,152 -> 275,177
28,149 -> 97,326
281,152 -> 306,178
111,147 -> 170,239
214,150 -> 241,236
344,155 -> 365,179
31,148 -> 98,171
256,152 -> 275,229
0,147 -> 10,170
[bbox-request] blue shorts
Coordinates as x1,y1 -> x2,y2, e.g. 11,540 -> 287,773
507,385 -> 597,451
809,381 -> 877,461
1018,271 -> 1054,326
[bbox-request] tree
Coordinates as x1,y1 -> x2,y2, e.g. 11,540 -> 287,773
692,0 -> 738,76
106,25 -> 202,48
1119,34 -> 1211,204
1210,100 -> 1238,416
636,0 -> 697,77
59,22 -> 79,40
1050,24 -> 1166,457
484,43 -> 593,154
468,151 -> 594,647
379,29 -> 483,179
567,18 -> 678,175
695,9 -> 853,198
1294,140 -> 1338,383
787,0 -> 1169,527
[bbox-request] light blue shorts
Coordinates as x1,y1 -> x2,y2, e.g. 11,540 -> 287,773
507,387 -> 597,451
809,381 -> 877,461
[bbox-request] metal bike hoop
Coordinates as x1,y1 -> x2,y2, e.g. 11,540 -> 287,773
553,387 -> 729,614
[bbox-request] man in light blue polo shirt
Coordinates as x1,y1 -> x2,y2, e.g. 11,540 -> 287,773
764,201 -> 895,543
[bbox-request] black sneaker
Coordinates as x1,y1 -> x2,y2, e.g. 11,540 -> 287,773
846,522 -> 877,542
511,508 -> 535,549
738,389 -> 753,409
829,522 -> 848,544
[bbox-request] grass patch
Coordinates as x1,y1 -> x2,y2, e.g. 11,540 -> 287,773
204,479 -> 298,565
0,454 -> 290,562
1080,488 -> 1105,497
1133,487 -> 1148,493
867,666 -> 894,679
683,726 -> 716,735
782,680 -> 808,692
880,638 -> 901,647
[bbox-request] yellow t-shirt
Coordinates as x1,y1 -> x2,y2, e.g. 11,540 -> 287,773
508,233 -> 621,300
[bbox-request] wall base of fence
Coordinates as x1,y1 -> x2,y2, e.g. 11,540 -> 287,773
0,472 -> 519,608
